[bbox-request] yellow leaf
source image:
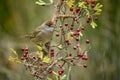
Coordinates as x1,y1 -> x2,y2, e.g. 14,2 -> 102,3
85,9 -> 90,17
78,2 -> 87,8
78,2 -> 84,7
61,74 -> 66,79
47,77 -> 52,80
94,3 -> 103,10
15,59 -> 22,63
50,0 -> 53,3
8,56 -> 15,62
10,48 -> 18,57
36,0 -> 46,6
90,21 -> 97,28
67,0 -> 75,7
36,51 -> 43,59
79,32 -> 83,37
42,56 -> 51,63
67,32 -> 73,40
52,71 -> 59,76
37,45 -> 43,51
8,56 -> 21,63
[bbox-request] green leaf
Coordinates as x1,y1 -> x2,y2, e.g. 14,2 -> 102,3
90,21 -> 97,28
36,0 -> 46,6
42,56 -> 51,63
10,48 -> 18,57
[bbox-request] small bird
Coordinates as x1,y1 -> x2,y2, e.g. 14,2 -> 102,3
24,21 -> 55,54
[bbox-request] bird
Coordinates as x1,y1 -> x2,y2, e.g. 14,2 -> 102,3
24,20 -> 55,55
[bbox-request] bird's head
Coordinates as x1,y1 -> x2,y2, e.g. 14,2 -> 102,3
43,21 -> 55,31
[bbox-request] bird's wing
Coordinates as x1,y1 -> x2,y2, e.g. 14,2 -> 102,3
32,26 -> 43,37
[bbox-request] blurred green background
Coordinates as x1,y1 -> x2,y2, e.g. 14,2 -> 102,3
0,0 -> 120,80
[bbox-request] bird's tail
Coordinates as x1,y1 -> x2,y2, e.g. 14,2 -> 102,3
20,35 -> 33,39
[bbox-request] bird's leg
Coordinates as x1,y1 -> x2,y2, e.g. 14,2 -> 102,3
45,42 -> 50,50
42,44 -> 49,56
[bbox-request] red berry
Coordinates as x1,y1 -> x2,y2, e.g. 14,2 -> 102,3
70,7 -> 73,12
73,32 -> 79,36
33,56 -> 36,60
87,0 -> 95,3
83,56 -> 88,61
77,53 -> 83,58
71,24 -> 74,27
76,44 -> 80,48
50,52 -> 54,57
70,59 -> 74,62
39,63 -> 43,66
68,53 -> 72,57
25,51 -> 28,54
75,38 -> 79,41
65,23 -> 68,26
87,17 -> 91,21
86,39 -> 90,44
50,49 -> 54,52
56,33 -> 60,37
76,8 -> 80,13
86,20 -> 90,23
70,27 -> 74,30
59,25 -> 63,28
81,26 -> 85,30
91,3 -> 95,8
48,70 -> 53,74
95,17 -> 98,20
58,64 -> 62,67
83,64 -> 87,68
94,10 -> 97,13
20,57 -> 25,61
77,28 -> 80,32
65,39 -> 69,43
25,48 -> 28,51
58,70 -> 64,75
70,32 -> 74,37
21,48 -> 25,51
67,42 -> 71,45
73,46 -> 77,50
23,53 -> 27,58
